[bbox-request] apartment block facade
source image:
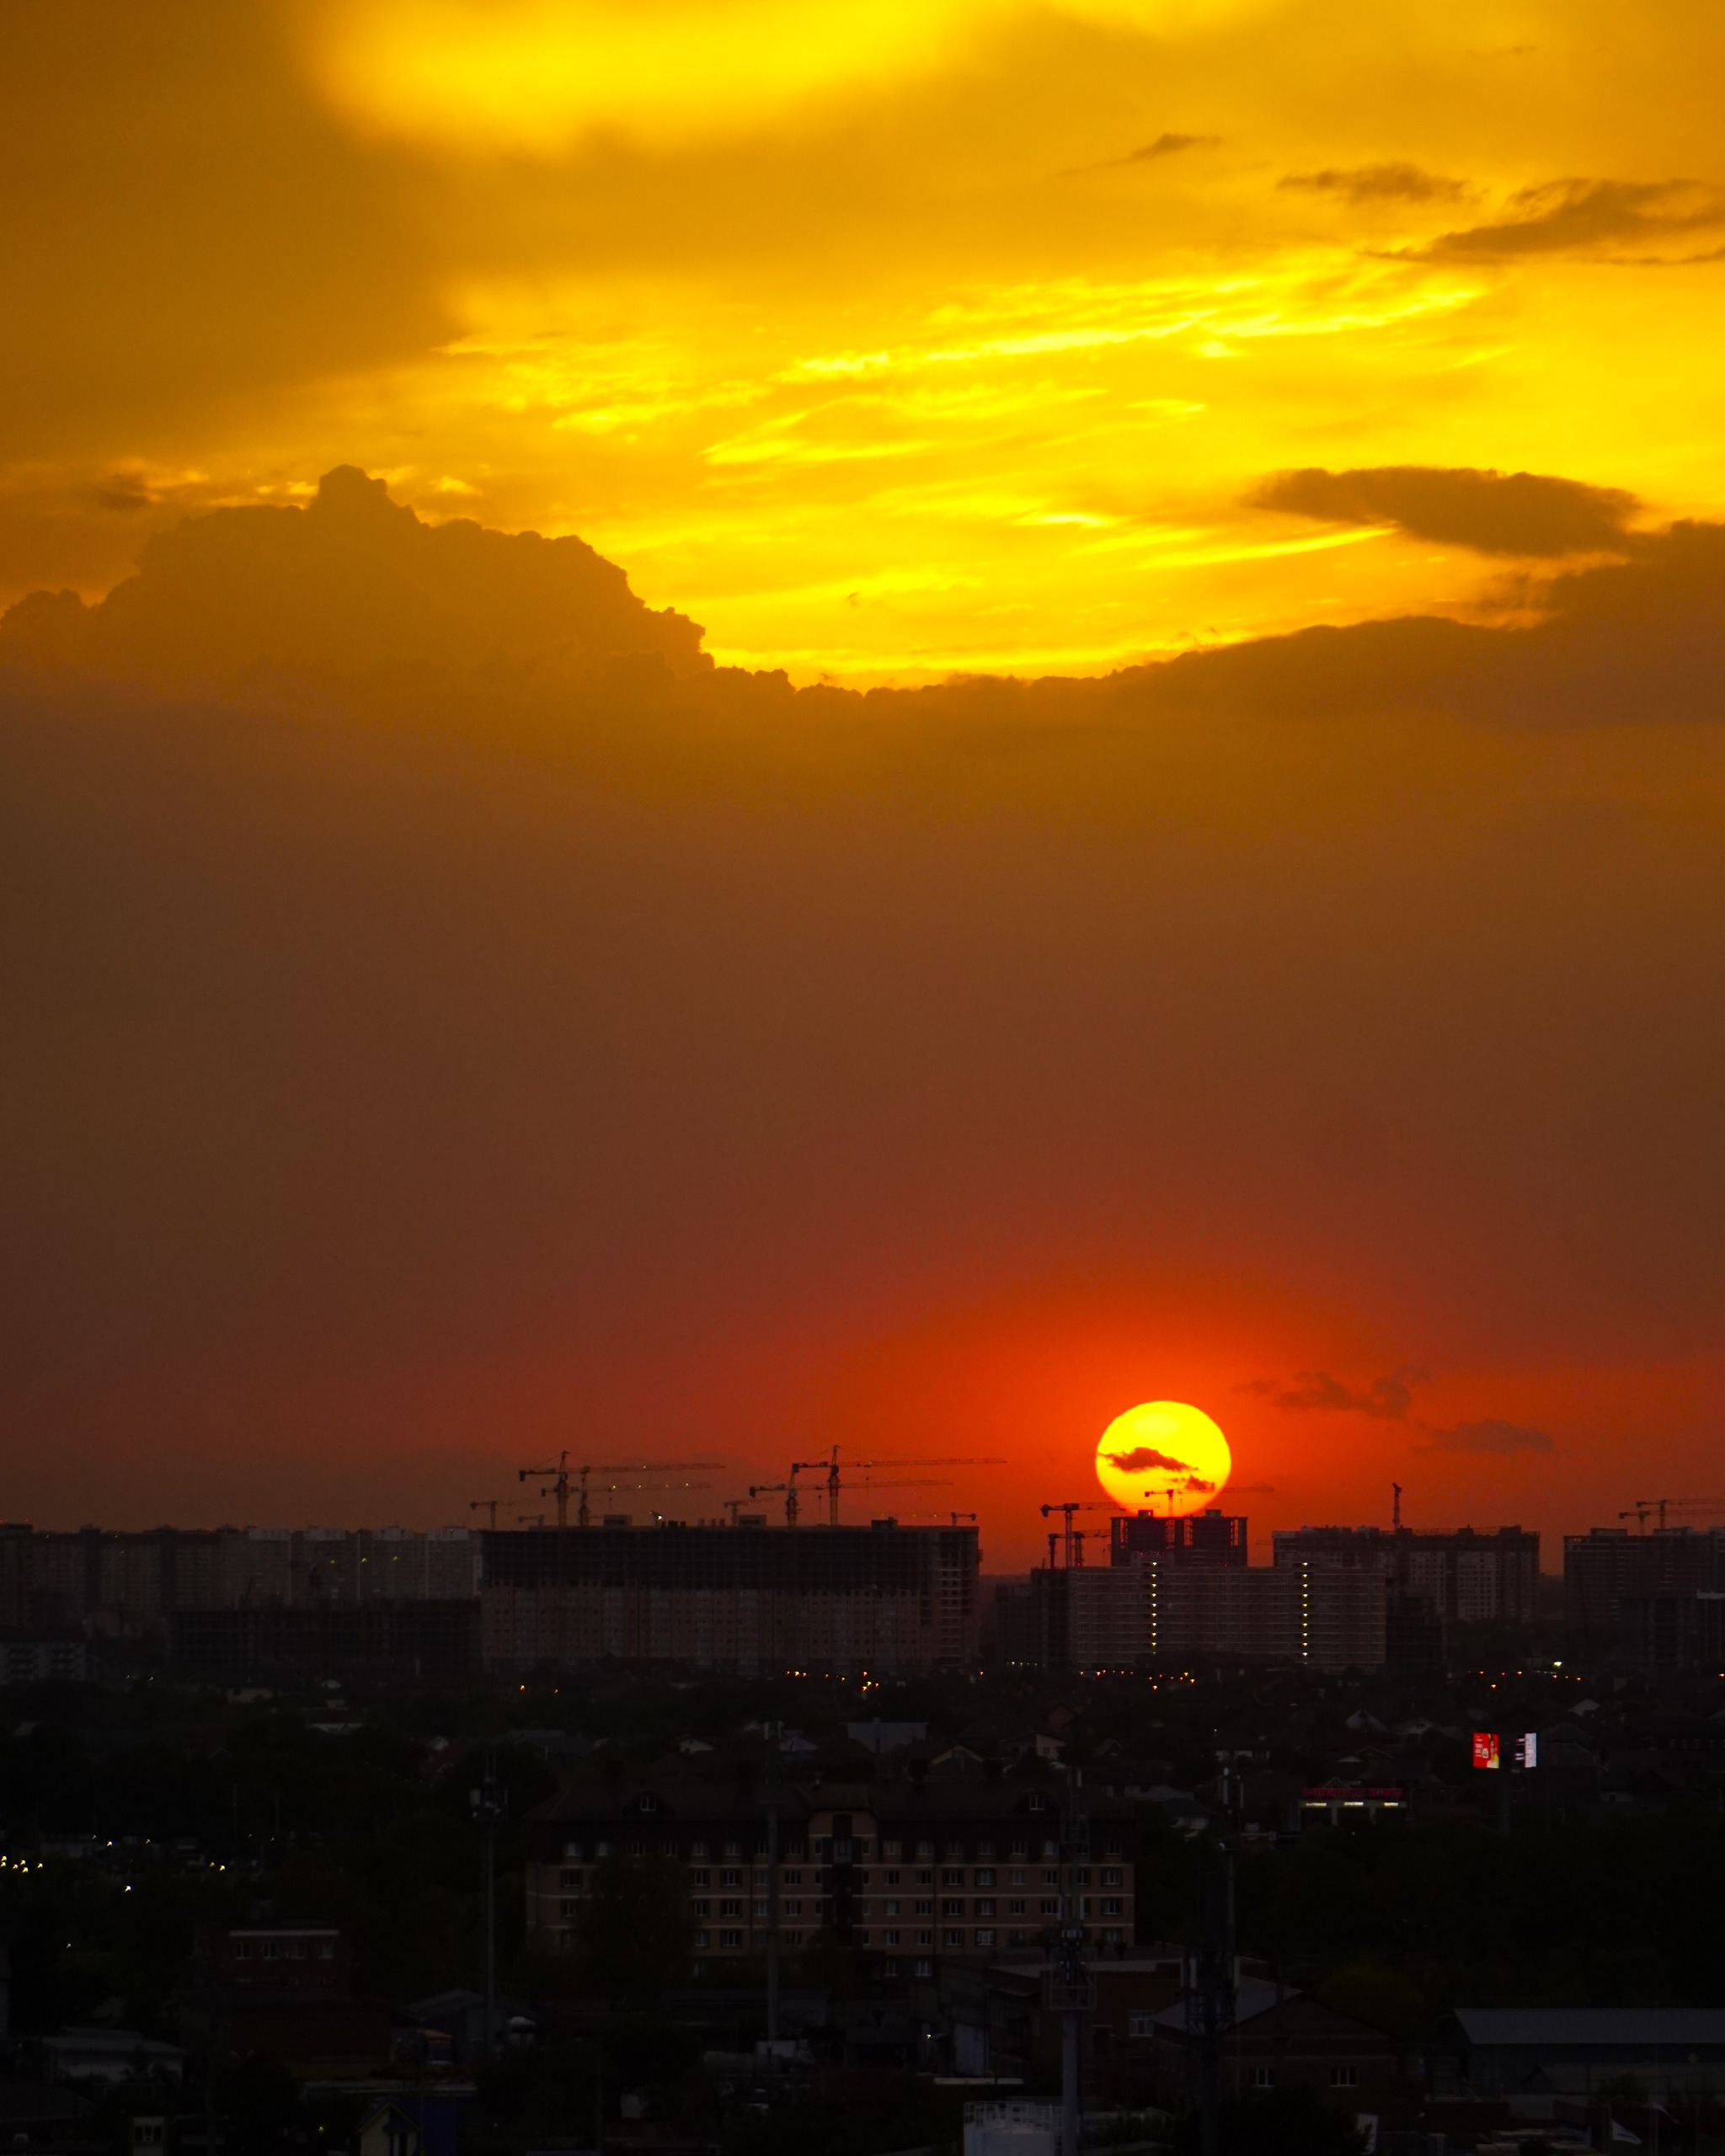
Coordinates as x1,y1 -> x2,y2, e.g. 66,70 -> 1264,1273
482,1522 -> 980,1675
526,1775 -> 1135,1979
1271,1524 -> 1541,1624
0,1522 -> 481,1638
1563,1526 -> 1725,1641
1025,1557 -> 1385,1670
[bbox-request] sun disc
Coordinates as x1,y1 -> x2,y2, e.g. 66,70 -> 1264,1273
1094,1401 -> 1231,1518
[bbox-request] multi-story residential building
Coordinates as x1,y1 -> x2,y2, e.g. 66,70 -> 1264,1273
1024,1558 -> 1386,1670
1108,1509 -> 1247,1566
1271,1524 -> 1541,1625
482,1520 -> 980,1675
526,1775 -> 1135,1981
0,1524 -> 482,1641
1563,1526 -> 1725,1643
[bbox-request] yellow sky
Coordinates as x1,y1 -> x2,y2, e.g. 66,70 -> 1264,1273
5,0 -> 1725,679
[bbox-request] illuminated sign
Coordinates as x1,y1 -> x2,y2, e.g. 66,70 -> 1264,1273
1473,1732 -> 1538,1769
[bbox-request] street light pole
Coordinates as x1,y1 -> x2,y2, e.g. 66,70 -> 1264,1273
472,1752 -> 509,2063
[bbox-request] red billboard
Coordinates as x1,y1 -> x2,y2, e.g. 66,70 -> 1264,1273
1472,1731 -> 1500,1769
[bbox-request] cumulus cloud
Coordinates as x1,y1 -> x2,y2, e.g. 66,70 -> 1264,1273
1422,178 -> 1725,261
0,465 -> 707,697
1250,465 -> 1637,558
1418,1418 -> 1555,1455
1279,163 -> 1469,204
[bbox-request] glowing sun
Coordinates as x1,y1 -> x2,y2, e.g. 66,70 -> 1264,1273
1094,1401 -> 1231,1518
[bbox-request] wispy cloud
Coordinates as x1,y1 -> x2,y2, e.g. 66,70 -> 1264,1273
1421,178 -> 1725,260
1280,163 -> 1470,205
1418,1418 -> 1554,1455
1246,1369 -> 1556,1459
1244,1368 -> 1423,1419
1063,131 -> 1220,177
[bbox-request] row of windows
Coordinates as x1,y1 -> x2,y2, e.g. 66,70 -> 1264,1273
558,1834 -> 1128,1865
685,1925 -> 1129,1952
554,1864 -> 1124,1892
1250,2068 -> 1359,2089
563,1894 -> 1130,1924
231,1939 -> 336,1961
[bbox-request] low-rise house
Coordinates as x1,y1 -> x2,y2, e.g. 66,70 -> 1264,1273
1149,1980 -> 1401,2116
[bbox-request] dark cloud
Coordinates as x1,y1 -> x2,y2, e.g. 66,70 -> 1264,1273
1422,179 -> 1725,261
1251,1370 -> 1423,1419
1103,1445 -> 1195,1475
1279,163 -> 1469,204
0,4 -> 447,466
1250,466 -> 1637,558
1131,133 -> 1220,160
0,465 -> 707,696
2,474 -> 1723,1523
1063,133 -> 1220,177
1418,1418 -> 1555,1455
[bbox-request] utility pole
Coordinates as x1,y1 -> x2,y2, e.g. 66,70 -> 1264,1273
764,1733 -> 782,2068
472,1752 -> 508,2063
1045,1774 -> 1093,2156
1190,1847 -> 1236,2156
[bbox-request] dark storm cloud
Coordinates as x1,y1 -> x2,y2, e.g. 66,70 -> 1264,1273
1251,466 -> 1637,557
1418,1418 -> 1555,1455
1279,163 -> 1469,204
1422,178 -> 1725,260
3,473 -> 1723,1518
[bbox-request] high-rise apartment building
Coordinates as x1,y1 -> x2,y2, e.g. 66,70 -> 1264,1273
1025,1556 -> 1386,1670
1562,1527 -> 1725,1642
1271,1524 -> 1541,1624
0,1524 -> 482,1638
481,1521 -> 980,1675
1108,1509 -> 1247,1566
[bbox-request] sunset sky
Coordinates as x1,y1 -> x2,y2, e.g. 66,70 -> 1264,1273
3,0 -> 1724,1563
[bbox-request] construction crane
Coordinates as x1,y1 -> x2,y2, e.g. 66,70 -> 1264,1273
1619,1504 -> 1654,1534
469,1499 -> 501,1528
1633,1497 -> 1725,1530
788,1444 -> 980,1528
1040,1501 -> 1115,1568
518,1452 -> 724,1529
750,1462 -> 804,1526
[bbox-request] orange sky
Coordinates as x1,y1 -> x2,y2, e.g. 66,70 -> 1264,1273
3,2 -> 1725,1563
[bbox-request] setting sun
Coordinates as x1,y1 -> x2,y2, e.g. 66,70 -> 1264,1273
1094,1401 -> 1232,1518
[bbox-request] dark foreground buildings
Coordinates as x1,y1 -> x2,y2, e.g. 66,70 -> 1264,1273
525,1769 -> 1135,1976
